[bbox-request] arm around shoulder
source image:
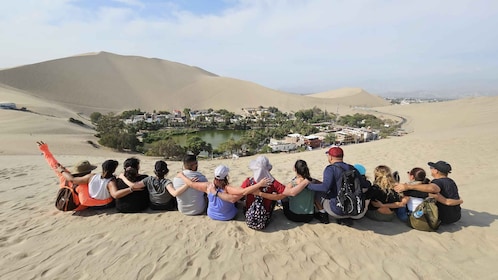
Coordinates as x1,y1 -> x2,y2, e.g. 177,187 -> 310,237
59,168 -> 93,185
216,189 -> 243,203
166,182 -> 189,197
283,178 -> 310,197
395,182 -> 440,193
118,173 -> 146,190
430,193 -> 463,206
226,178 -> 271,196
107,179 -> 134,199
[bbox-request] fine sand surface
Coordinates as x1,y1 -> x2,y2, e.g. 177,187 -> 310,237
0,52 -> 390,116
1,88 -> 498,279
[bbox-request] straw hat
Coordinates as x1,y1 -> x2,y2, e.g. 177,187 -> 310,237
70,160 -> 97,176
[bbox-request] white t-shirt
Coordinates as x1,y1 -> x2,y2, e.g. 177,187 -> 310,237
407,197 -> 424,212
88,174 -> 112,200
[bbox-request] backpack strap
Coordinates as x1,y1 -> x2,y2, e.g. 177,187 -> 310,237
323,163 -> 344,199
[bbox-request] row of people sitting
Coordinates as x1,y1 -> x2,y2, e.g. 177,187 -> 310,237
39,142 -> 463,230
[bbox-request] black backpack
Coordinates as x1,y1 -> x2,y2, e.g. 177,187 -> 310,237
332,164 -> 365,216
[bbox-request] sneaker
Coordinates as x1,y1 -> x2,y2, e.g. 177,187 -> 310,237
337,218 -> 353,227
314,212 -> 330,224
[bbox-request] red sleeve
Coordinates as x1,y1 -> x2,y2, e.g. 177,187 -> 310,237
270,180 -> 286,194
240,178 -> 251,189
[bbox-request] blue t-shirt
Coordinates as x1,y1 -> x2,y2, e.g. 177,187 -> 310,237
207,188 -> 238,221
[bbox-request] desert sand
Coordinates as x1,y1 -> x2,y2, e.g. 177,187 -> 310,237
1,66 -> 498,278
0,52 -> 390,116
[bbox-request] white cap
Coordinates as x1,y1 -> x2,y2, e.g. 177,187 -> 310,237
214,165 -> 229,180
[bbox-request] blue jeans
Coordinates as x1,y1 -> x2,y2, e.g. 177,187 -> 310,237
395,207 -> 409,222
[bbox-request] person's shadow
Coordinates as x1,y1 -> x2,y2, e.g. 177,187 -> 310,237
353,217 -> 412,235
441,208 -> 498,233
353,207 -> 498,235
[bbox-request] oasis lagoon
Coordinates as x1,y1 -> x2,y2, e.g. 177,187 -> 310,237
171,129 -> 246,150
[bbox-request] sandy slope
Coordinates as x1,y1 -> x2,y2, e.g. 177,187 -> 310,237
308,87 -> 390,107
1,80 -> 498,279
0,52 -> 389,115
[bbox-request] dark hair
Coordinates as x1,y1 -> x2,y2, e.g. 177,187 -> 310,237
124,167 -> 139,182
295,160 -> 312,181
154,160 -> 169,178
409,167 -> 430,184
101,160 -> 118,179
183,154 -> 198,171
124,157 -> 140,170
214,178 -> 229,189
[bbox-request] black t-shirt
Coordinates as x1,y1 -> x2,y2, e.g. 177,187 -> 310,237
404,189 -> 428,199
366,184 -> 403,210
115,174 -> 149,213
432,177 -> 461,224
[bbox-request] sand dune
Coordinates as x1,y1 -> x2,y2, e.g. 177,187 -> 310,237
308,87 -> 390,107
1,52 -> 497,278
1,80 -> 498,278
0,52 -> 388,116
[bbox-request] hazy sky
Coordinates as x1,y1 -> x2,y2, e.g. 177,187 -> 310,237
1,0 -> 497,97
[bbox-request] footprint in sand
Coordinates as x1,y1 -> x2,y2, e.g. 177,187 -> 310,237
208,241 -> 222,260
136,263 -> 155,280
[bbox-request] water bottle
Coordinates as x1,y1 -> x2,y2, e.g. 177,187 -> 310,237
413,209 -> 424,218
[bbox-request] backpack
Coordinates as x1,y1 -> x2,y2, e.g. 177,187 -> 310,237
245,179 -> 270,230
408,197 -> 441,231
55,183 -> 80,211
331,164 -> 365,216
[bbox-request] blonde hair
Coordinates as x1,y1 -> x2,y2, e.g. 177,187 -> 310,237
373,165 -> 398,195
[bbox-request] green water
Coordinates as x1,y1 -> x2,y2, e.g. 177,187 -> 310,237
171,130 -> 246,149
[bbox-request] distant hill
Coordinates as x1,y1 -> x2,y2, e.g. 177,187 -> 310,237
0,52 -> 390,115
308,87 -> 390,107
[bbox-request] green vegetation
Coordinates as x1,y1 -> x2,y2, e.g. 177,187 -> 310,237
294,106 -> 335,123
337,113 -> 383,128
91,106 -> 400,158
144,139 -> 185,160
89,112 -> 102,124
94,113 -> 141,152
185,135 -> 212,156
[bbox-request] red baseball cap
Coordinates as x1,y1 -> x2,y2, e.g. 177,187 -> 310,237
325,146 -> 343,157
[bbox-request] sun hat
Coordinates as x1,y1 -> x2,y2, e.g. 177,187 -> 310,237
249,155 -> 272,171
249,155 -> 274,182
325,146 -> 343,157
70,160 -> 97,176
214,165 -> 230,180
428,161 -> 452,174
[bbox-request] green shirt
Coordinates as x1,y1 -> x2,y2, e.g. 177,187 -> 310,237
289,177 -> 315,214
